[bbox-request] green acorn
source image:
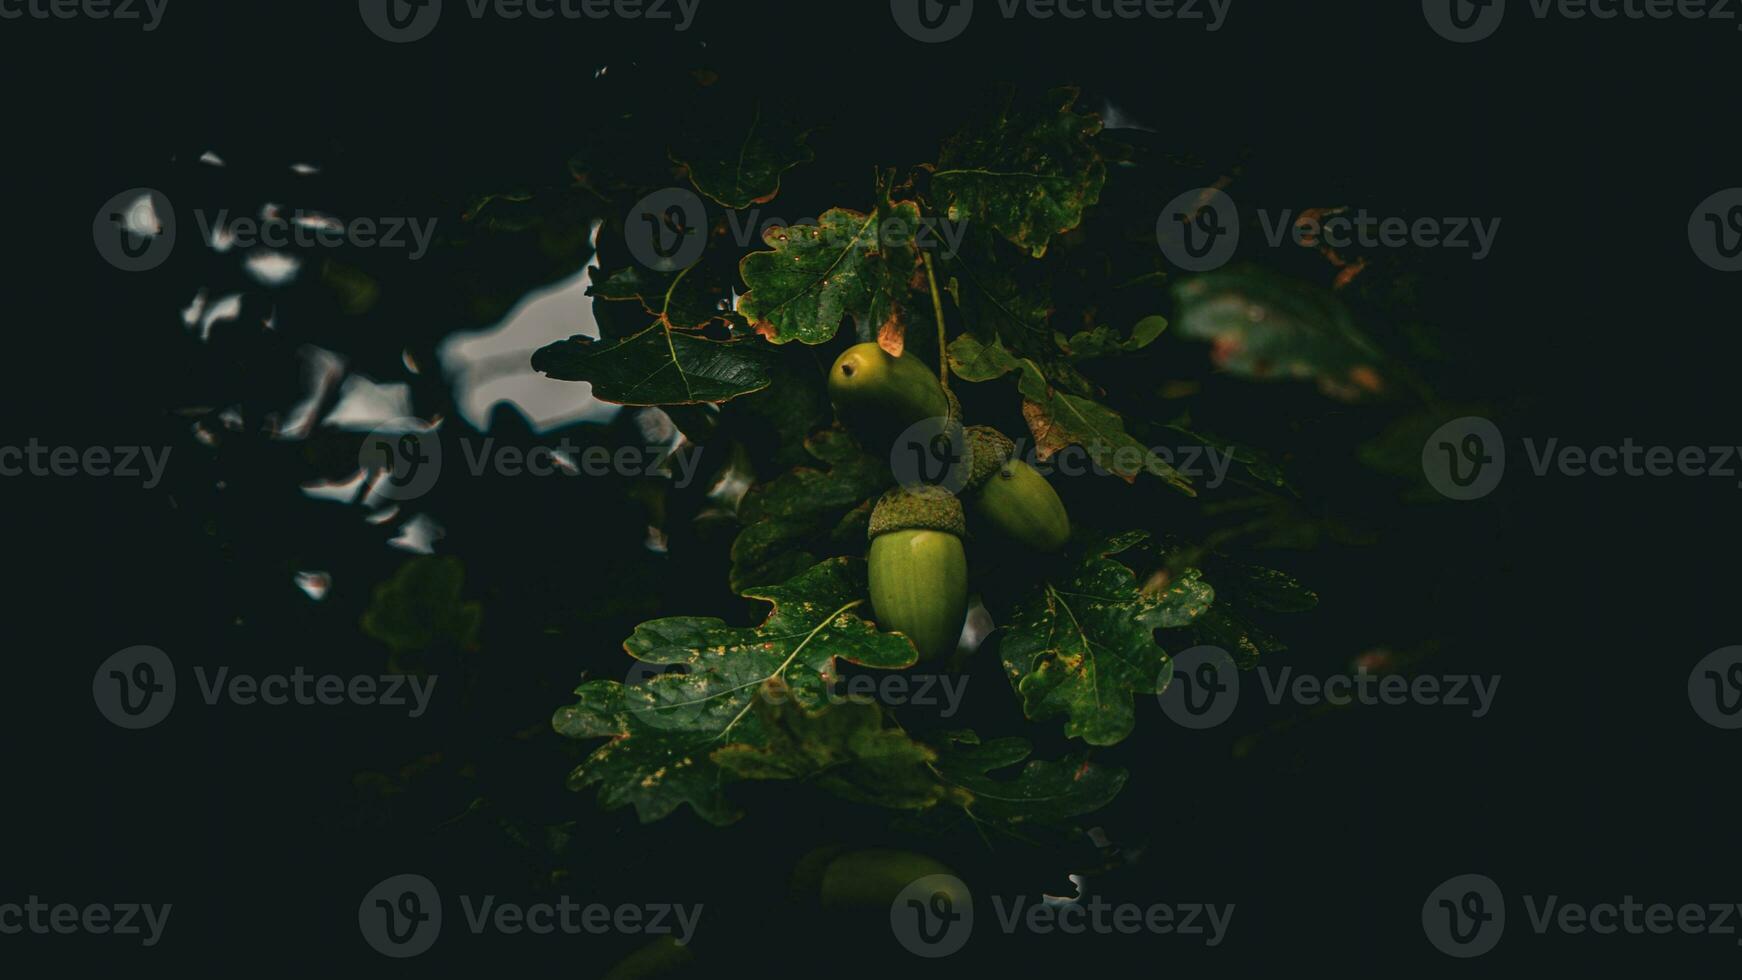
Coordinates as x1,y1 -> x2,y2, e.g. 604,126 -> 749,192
963,426 -> 1071,552
818,849 -> 968,911
866,485 -> 969,662
828,342 -> 957,448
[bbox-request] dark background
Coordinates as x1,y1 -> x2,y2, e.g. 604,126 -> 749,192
3,0 -> 1736,973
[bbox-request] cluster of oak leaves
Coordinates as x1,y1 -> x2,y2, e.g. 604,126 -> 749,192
512,88 -> 1321,829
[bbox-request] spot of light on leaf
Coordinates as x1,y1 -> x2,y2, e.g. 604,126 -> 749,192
245,251 -> 302,286
295,571 -> 331,600
193,293 -> 243,341
119,192 -> 162,237
1041,875 -> 1086,907
322,375 -> 418,431
388,514 -> 445,554
438,233 -> 619,433
302,468 -> 369,504
199,150 -> 226,167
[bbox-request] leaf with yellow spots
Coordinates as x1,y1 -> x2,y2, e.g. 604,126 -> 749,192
736,195 -> 923,345
552,557 -> 916,825
930,87 -> 1106,259
999,532 -> 1214,746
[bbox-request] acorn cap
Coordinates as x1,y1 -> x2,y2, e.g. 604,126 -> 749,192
944,387 -> 963,427
867,485 -> 966,539
964,426 -> 1016,492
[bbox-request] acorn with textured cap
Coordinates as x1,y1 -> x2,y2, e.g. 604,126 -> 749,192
866,485 -> 969,662
962,425 -> 1071,552
827,342 -> 958,449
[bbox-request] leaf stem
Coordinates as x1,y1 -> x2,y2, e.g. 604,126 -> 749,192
922,249 -> 950,389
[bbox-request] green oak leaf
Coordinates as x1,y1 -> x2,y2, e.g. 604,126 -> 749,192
1172,267 -> 1387,400
928,732 -> 1127,824
531,319 -> 773,406
946,333 -> 1022,382
932,87 -> 1107,258
589,263 -> 731,332
552,557 -> 917,825
715,680 -> 948,811
361,556 -> 482,657
1183,606 -> 1286,669
729,428 -> 892,593
670,102 -> 815,209
1015,358 -> 1191,492
1000,533 -> 1214,746
737,199 -> 923,345
942,240 -> 1055,348
1056,315 -> 1168,361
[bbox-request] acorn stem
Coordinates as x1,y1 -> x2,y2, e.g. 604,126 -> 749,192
921,250 -> 950,390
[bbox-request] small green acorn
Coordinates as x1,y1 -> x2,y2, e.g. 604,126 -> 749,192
818,849 -> 968,911
963,426 -> 1071,552
828,342 -> 957,448
866,485 -> 969,662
